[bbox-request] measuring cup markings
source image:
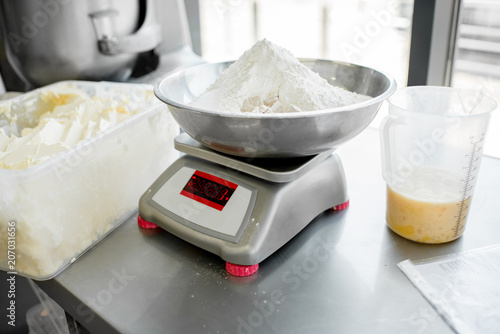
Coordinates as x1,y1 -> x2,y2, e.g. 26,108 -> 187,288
453,200 -> 468,237
452,134 -> 486,237
461,134 -> 485,197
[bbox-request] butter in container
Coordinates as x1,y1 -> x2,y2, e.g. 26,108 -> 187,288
0,81 -> 179,280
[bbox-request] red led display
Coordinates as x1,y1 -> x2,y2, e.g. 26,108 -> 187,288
180,170 -> 238,211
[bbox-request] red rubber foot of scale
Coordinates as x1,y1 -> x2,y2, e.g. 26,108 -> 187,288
226,262 -> 259,277
332,199 -> 350,211
137,214 -> 158,229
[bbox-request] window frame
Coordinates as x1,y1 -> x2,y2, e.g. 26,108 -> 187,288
407,0 -> 461,86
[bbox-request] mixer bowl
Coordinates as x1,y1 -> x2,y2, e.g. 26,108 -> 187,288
155,59 -> 397,158
0,0 -> 160,89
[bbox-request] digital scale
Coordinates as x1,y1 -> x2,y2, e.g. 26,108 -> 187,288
138,133 -> 349,276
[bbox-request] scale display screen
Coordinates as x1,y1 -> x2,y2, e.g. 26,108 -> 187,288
180,170 -> 238,211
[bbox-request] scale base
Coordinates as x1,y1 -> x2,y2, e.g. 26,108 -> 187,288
138,196 -> 349,277
138,195 -> 348,277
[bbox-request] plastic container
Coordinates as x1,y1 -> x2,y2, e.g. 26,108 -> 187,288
26,300 -> 69,334
0,81 -> 179,279
380,86 -> 497,243
26,280 -> 69,334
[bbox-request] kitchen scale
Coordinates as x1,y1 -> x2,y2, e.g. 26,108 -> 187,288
138,132 -> 349,276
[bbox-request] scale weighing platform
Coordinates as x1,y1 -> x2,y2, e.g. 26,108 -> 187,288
138,133 -> 349,276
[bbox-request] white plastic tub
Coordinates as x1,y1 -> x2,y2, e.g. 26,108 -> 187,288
0,81 -> 179,280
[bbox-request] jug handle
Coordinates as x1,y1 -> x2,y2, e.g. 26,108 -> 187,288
380,114 -> 406,184
89,0 -> 161,55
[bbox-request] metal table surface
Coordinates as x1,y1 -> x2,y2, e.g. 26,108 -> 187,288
36,128 -> 500,334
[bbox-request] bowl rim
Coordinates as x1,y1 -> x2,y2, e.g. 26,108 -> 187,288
154,58 -> 397,119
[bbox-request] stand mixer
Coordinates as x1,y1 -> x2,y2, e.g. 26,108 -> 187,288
0,0 -> 202,91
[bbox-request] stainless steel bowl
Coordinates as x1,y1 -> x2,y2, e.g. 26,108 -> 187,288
155,59 -> 397,158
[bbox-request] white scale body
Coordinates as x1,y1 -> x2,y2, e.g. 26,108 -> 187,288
138,133 -> 348,269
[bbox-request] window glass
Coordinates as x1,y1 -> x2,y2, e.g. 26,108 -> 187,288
198,0 -> 414,124
451,0 -> 500,157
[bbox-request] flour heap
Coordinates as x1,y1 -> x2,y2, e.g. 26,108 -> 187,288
191,39 -> 371,113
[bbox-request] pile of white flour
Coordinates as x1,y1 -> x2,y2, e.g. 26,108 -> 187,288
191,39 -> 370,113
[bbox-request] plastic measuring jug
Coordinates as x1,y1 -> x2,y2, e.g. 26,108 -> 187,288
380,86 -> 497,243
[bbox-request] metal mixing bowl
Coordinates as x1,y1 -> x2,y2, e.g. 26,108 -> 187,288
154,59 -> 396,158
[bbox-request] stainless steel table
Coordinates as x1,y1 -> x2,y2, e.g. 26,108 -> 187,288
36,128 -> 500,334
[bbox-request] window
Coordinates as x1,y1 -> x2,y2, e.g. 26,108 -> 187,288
451,0 -> 500,157
197,0 -> 414,125
195,0 -> 499,157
